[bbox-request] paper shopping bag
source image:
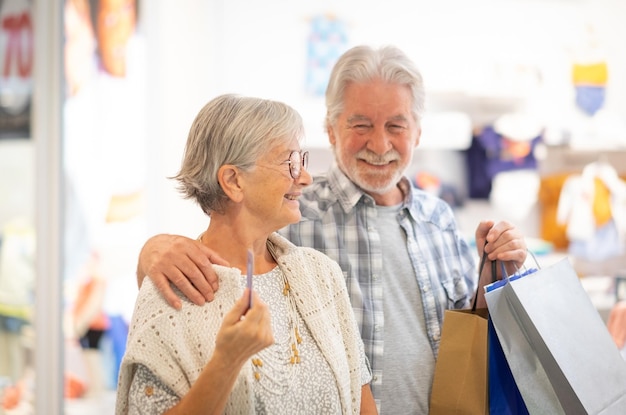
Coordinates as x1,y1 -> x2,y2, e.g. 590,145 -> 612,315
485,273 -> 564,414
429,307 -> 489,415
486,258 -> 626,414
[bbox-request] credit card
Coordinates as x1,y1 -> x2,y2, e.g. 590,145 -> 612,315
246,249 -> 253,309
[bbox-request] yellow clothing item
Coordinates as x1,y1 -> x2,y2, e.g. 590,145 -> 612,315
572,62 -> 608,86
593,177 -> 612,227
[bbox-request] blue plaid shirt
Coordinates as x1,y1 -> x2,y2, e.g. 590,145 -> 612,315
280,164 -> 478,402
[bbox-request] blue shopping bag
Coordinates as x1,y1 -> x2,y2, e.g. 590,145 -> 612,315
488,317 -> 528,415
485,261 -> 531,415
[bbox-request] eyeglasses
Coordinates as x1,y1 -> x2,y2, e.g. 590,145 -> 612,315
284,150 -> 309,179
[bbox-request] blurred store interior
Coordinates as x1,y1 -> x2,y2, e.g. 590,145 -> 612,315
2,0 -> 626,413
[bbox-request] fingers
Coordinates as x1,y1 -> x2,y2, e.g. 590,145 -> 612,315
171,237 -> 229,302
216,291 -> 274,363
242,292 -> 274,348
607,302 -> 626,349
139,234 -> 231,306
166,267 -> 208,307
179,245 -> 222,302
475,220 -> 494,241
152,275 -> 184,310
223,291 -> 266,326
475,220 -> 495,256
476,220 -> 527,267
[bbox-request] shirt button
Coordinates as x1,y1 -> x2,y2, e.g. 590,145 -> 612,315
372,274 -> 378,281
374,325 -> 380,332
145,386 -> 154,396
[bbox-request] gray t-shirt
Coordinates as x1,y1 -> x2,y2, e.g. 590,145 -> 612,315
377,204 -> 435,414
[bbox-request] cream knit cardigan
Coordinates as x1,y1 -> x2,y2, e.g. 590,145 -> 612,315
116,232 -> 366,414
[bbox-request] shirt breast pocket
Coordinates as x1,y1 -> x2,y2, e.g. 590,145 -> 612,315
438,264 -> 466,308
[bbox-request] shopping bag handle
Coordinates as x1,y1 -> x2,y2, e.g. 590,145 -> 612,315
526,249 -> 541,270
483,250 -> 542,297
471,247 -> 498,312
472,246 -> 540,311
500,248 -> 541,283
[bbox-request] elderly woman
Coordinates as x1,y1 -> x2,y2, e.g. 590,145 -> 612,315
115,94 -> 376,415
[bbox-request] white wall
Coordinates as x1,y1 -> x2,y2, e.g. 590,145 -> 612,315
142,1 -> 220,237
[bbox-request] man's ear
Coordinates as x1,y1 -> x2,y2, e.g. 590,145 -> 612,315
217,165 -> 244,203
327,123 -> 337,146
414,126 -> 422,148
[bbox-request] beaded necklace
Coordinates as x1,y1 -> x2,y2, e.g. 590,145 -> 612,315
251,242 -> 302,383
197,233 -> 303,382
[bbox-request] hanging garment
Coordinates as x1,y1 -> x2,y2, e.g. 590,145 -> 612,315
556,161 -> 626,261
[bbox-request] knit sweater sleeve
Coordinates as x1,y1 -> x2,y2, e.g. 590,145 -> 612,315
115,269 -> 255,415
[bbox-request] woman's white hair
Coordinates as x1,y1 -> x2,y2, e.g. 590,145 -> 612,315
173,94 -> 304,215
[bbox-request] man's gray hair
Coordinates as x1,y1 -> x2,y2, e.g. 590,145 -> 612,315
324,45 -> 425,130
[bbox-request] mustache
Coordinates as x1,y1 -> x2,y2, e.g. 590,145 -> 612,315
355,149 -> 401,164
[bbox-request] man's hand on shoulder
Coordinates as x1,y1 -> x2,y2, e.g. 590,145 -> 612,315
137,234 -> 228,309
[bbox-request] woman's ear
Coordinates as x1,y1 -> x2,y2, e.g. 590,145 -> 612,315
217,165 -> 244,203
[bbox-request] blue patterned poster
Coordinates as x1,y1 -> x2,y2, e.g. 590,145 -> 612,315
306,14 -> 348,96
